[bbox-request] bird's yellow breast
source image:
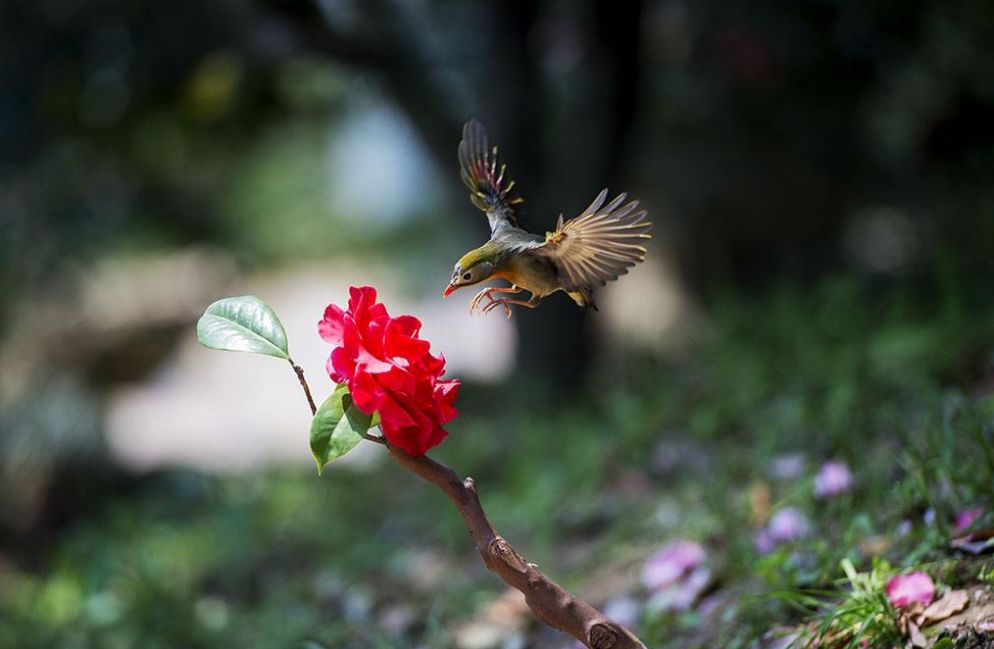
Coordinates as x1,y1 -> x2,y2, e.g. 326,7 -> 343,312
494,254 -> 560,297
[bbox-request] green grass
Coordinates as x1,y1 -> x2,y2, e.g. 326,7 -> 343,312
784,559 -> 902,649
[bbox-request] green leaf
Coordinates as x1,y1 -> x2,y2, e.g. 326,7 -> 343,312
310,384 -> 373,474
197,296 -> 289,359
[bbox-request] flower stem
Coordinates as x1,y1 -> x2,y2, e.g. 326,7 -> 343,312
289,359 -> 317,415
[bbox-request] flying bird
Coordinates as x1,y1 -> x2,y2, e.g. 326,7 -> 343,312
443,119 -> 651,317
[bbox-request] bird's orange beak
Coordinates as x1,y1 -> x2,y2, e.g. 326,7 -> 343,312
442,283 -> 457,297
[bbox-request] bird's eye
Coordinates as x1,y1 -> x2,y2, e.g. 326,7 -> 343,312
462,272 -> 472,281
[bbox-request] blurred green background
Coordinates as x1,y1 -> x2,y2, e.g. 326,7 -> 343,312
2,1 -> 993,647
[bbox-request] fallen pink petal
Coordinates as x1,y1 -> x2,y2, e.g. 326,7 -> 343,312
646,566 -> 712,614
886,572 -> 935,609
954,507 -> 984,533
755,507 -> 810,554
755,529 -> 776,555
813,460 -> 852,498
950,529 -> 994,555
641,540 -> 706,592
768,507 -> 810,542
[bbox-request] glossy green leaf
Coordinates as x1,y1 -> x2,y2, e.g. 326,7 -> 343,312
310,384 -> 373,474
197,296 -> 289,359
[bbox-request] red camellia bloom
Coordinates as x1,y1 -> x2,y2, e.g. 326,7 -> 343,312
318,286 -> 459,455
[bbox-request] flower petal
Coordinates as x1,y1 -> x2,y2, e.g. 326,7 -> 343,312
318,303 -> 347,345
814,460 -> 852,498
886,572 -> 935,609
767,507 -> 810,542
954,507 -> 984,533
434,380 -> 460,424
642,540 -> 706,592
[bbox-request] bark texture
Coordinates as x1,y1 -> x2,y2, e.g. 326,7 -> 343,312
386,445 -> 648,649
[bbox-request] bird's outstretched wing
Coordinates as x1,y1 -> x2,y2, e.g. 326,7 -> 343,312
534,189 -> 651,290
458,119 -> 525,235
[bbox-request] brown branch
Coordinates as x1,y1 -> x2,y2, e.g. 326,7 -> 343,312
289,360 -> 317,415
363,432 -> 386,444
386,445 -> 648,649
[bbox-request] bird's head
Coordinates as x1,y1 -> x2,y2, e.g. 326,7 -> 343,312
443,247 -> 496,297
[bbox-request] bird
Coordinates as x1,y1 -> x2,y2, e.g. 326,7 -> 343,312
442,119 -> 652,317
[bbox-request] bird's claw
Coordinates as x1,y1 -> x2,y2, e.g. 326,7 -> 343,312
481,298 -> 514,318
470,286 -> 523,317
469,288 -> 514,318
469,288 -> 494,314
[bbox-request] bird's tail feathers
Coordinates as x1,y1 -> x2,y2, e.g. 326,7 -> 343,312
458,119 -> 524,225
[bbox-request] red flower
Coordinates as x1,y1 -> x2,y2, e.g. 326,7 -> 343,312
318,286 -> 459,455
